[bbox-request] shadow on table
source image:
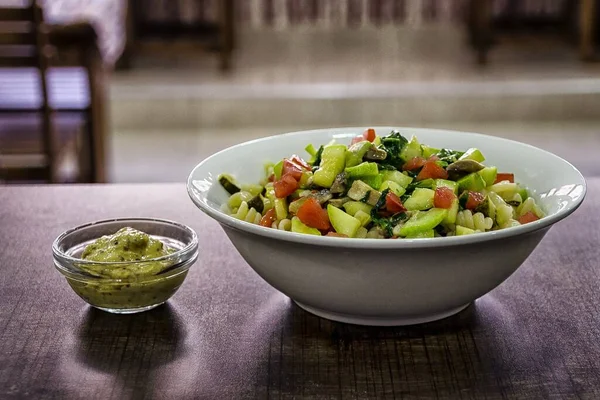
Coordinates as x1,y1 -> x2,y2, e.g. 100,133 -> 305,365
74,303 -> 188,374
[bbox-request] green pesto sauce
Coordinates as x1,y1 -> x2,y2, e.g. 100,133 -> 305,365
80,227 -> 175,280
73,227 -> 182,310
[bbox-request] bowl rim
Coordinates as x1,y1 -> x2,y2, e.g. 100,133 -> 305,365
52,217 -> 199,282
187,126 -> 587,249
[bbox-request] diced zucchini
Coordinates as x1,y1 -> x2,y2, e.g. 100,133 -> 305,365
457,173 -> 486,192
380,180 -> 406,197
305,143 -> 317,157
433,179 -> 459,194
345,141 -> 372,168
411,178 -> 435,189
289,197 -> 308,214
273,161 -> 284,180
406,229 -> 435,238
399,135 -> 423,162
345,162 -> 379,178
241,184 -> 264,196
459,148 -> 485,163
291,217 -> 321,236
247,195 -> 264,214
327,204 -> 362,238
361,174 -> 383,190
313,144 -> 347,188
372,135 -> 382,147
381,170 -> 413,188
347,180 -> 381,206
354,210 -> 372,227
444,198 -> 459,225
478,166 -> 497,187
404,188 -> 435,211
343,201 -> 374,216
421,145 -> 440,158
274,198 -> 288,220
475,195 -> 496,219
398,208 -> 448,237
456,225 -> 476,236
298,171 -> 313,188
518,186 -> 529,201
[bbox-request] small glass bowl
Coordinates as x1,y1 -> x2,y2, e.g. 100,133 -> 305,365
53,218 -> 198,314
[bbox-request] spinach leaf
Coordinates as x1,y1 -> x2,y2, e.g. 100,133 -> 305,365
435,148 -> 464,164
377,130 -> 409,169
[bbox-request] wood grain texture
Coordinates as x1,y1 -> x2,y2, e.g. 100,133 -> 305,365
0,182 -> 599,399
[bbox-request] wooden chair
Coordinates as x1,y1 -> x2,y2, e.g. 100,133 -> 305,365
0,1 -> 107,184
117,0 -> 235,72
466,0 -> 596,65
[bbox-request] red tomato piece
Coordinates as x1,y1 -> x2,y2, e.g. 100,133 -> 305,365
282,159 -> 303,180
273,173 -> 299,198
385,192 -> 407,214
351,135 -> 367,145
494,173 -> 515,184
402,157 -> 427,171
290,155 -> 311,170
416,161 -> 449,181
518,211 -> 539,225
326,232 -> 348,238
296,197 -> 331,230
427,155 -> 440,162
363,128 -> 376,142
434,187 -> 456,209
260,208 -> 276,227
465,191 -> 485,210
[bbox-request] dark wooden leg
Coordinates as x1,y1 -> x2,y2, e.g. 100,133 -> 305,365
218,0 -> 234,72
581,0 -> 596,61
470,0 -> 493,65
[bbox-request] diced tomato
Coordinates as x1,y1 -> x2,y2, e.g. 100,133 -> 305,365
518,211 -> 539,225
326,232 -> 348,238
363,128 -> 376,142
268,174 -> 275,182
416,161 -> 449,181
385,192 -> 407,213
434,187 -> 456,209
290,155 -> 311,170
494,173 -> 515,184
465,191 -> 485,210
427,155 -> 440,162
297,197 -> 331,230
402,157 -> 426,171
273,173 -> 299,198
351,135 -> 367,145
282,159 -> 303,180
260,208 -> 276,227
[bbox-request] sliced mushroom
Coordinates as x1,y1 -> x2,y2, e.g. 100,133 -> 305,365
347,180 -> 381,206
327,197 -> 351,208
330,172 -> 347,194
364,147 -> 387,161
446,159 -> 485,180
310,189 -> 333,205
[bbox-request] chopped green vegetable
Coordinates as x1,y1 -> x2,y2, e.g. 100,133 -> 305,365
313,145 -> 347,188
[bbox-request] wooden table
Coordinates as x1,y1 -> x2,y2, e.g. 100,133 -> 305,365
1,182 -> 599,399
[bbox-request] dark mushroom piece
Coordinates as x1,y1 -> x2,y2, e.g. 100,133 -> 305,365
364,147 -> 387,161
330,172 -> 347,194
446,159 -> 485,180
310,189 -> 333,205
328,197 -> 351,208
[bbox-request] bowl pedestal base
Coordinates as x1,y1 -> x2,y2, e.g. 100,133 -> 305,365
294,301 -> 471,326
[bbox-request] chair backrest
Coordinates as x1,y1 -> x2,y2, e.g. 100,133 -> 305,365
0,0 -> 54,182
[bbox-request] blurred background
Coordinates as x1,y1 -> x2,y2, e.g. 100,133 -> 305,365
1,0 -> 599,185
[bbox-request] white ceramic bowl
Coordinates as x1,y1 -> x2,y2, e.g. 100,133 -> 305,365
187,127 -> 586,326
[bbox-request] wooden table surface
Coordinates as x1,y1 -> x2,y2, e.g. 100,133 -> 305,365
1,182 -> 599,400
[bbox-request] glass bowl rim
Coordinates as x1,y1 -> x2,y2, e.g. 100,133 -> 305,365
52,217 -> 199,283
